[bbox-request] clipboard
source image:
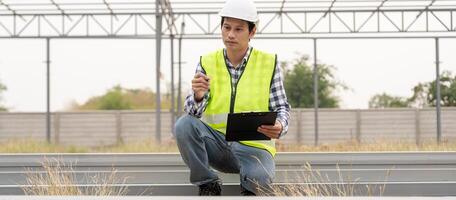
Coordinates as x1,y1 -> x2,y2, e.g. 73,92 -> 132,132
225,111 -> 277,141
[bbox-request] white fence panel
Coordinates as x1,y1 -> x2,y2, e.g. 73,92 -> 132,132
1,108 -> 455,146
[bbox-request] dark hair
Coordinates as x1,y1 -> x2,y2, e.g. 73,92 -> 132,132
221,17 -> 256,33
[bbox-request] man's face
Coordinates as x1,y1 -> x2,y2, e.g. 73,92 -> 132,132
221,17 -> 256,52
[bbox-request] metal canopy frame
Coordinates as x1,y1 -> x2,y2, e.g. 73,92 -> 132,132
1,0 -> 454,144
1,0 -> 456,38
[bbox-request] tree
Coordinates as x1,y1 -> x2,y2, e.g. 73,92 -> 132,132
409,70 -> 456,107
0,81 -> 7,111
368,93 -> 410,108
283,54 -> 347,108
69,85 -> 131,110
408,82 -> 430,108
368,70 -> 456,108
70,85 -> 174,110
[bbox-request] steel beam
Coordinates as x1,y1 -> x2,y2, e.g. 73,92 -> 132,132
435,38 -> 442,144
1,8 -> 456,38
155,0 -> 162,143
177,21 -> 184,118
170,34 -> 175,134
313,38 -> 319,146
45,38 -> 51,143
1,152 -> 456,196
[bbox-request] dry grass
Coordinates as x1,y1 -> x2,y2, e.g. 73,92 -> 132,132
258,163 -> 389,196
23,158 -> 128,195
93,139 -> 178,153
0,138 -> 178,153
248,153 -> 388,196
276,139 -> 456,152
0,139 -> 89,153
1,138 -> 456,153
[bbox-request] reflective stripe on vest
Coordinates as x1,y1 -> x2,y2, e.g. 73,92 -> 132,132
200,48 -> 277,156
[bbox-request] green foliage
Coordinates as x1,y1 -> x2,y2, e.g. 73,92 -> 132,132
71,85 -> 173,110
0,81 -> 7,111
368,93 -> 410,108
98,85 -> 132,110
75,85 -> 132,110
409,70 -> 456,107
283,54 -> 347,108
369,70 -> 456,108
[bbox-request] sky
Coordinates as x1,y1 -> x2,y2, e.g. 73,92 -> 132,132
0,36 -> 455,112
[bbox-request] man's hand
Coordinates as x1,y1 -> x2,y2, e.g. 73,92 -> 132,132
257,120 -> 283,139
192,73 -> 210,102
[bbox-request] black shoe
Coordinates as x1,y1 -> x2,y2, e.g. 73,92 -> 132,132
240,185 -> 256,196
198,181 -> 221,196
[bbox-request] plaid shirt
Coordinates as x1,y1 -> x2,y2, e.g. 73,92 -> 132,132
184,47 -> 291,137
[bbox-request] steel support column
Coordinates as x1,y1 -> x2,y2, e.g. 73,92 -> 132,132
313,38 -> 319,146
170,34 -> 175,134
155,0 -> 163,143
177,21 -> 185,117
435,38 -> 442,144
177,36 -> 182,117
45,38 -> 51,143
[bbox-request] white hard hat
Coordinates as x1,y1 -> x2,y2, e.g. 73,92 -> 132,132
219,0 -> 259,23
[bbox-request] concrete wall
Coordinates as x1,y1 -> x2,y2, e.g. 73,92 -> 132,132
0,108 -> 455,146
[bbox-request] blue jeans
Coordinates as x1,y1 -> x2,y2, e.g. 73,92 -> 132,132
174,114 -> 275,194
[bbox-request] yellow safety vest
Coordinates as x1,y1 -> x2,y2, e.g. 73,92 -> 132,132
200,48 -> 277,156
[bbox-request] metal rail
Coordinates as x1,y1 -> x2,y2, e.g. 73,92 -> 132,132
0,152 -> 455,196
2,197 -> 456,200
